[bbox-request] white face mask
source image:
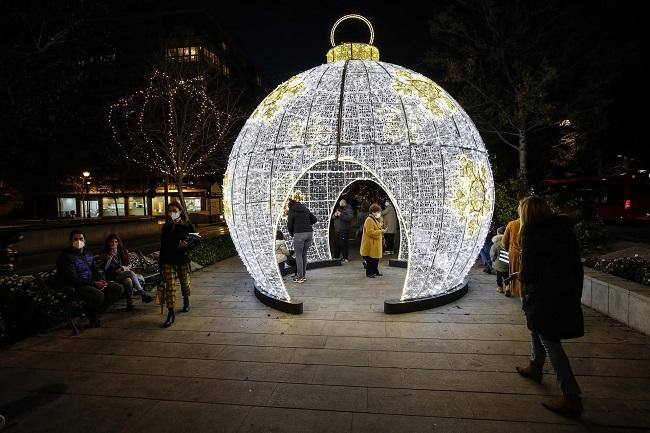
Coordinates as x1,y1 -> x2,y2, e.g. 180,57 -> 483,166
374,212 -> 381,219
169,211 -> 180,220
73,240 -> 85,249
385,202 -> 389,207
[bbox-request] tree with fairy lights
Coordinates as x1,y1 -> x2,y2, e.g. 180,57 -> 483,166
109,68 -> 244,212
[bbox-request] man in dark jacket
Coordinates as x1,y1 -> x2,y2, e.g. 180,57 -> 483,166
57,230 -> 123,327
287,198 -> 317,283
331,199 -> 354,263
515,197 -> 584,417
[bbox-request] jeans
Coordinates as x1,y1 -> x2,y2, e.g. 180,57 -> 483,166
115,270 -> 144,294
530,332 -> 581,397
293,232 -> 313,278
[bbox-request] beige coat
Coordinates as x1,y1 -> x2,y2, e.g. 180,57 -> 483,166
502,218 -> 524,297
360,216 -> 384,259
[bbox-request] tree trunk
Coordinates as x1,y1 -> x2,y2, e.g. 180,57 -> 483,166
518,130 -> 529,194
113,196 -> 119,216
176,175 -> 188,216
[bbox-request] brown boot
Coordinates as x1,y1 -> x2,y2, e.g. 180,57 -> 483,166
542,395 -> 583,417
516,361 -> 543,383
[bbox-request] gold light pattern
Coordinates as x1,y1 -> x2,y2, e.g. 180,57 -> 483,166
252,73 -> 306,122
222,170 -> 232,221
393,69 -> 457,118
326,43 -> 379,63
452,155 -> 491,237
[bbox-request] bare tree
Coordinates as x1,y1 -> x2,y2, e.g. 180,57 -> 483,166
426,0 -> 616,192
109,67 -> 244,212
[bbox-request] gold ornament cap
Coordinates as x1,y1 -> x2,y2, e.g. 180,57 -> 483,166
326,14 -> 380,63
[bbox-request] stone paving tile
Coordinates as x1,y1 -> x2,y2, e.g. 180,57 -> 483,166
1,257 -> 650,433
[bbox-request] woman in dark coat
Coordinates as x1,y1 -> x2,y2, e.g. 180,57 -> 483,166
159,202 -> 195,327
516,196 -> 584,417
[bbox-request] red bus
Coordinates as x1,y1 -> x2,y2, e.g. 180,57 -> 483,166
539,171 -> 650,223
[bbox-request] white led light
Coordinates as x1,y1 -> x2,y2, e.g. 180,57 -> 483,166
224,28 -> 494,304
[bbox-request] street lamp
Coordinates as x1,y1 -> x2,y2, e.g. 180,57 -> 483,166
82,171 -> 91,218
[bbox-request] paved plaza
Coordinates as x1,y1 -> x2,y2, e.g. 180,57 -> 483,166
1,255 -> 649,433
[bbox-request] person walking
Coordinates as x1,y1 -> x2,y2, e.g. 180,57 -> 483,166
381,199 -> 397,255
99,233 -> 153,310
360,203 -> 385,278
332,199 -> 354,263
515,196 -> 584,417
502,203 -> 524,297
489,227 -> 509,294
56,230 -> 123,327
159,202 -> 195,327
287,197 -> 317,283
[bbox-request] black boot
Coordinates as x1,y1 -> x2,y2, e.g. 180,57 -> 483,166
126,298 -> 135,312
181,296 -> 190,313
163,308 -> 175,327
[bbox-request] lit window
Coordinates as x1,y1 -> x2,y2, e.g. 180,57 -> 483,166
166,46 -> 200,63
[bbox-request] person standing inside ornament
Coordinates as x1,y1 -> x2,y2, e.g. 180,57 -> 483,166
332,199 -> 354,263
159,202 -> 195,327
360,203 -> 385,278
515,196 -> 584,417
287,197 -> 317,283
381,199 -> 397,255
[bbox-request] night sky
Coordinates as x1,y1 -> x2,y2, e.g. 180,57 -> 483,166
202,0 -> 436,85
205,0 -> 647,164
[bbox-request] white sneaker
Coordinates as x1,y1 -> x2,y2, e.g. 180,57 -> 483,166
341,259 -> 349,264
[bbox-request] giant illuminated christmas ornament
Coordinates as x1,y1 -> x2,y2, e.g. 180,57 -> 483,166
224,15 -> 494,313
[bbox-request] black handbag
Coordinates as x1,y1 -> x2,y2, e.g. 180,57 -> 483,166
184,233 -> 202,250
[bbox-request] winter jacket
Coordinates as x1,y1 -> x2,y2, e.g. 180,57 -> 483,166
502,218 -> 523,297
57,247 -> 101,287
287,203 -> 317,236
381,203 -> 397,234
159,219 -> 195,265
489,234 -> 509,273
519,216 -> 584,340
360,215 -> 384,259
333,205 -> 354,232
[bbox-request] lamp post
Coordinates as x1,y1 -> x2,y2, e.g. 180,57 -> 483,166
82,171 -> 91,218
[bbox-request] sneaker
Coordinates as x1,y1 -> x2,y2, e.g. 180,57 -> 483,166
292,275 -> 300,282
366,274 -> 375,278
375,272 -> 383,277
496,286 -> 504,294
295,277 -> 306,284
341,259 -> 349,264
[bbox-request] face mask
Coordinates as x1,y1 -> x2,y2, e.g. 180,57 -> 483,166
374,212 -> 381,219
170,211 -> 180,220
73,240 -> 85,249
385,202 -> 389,207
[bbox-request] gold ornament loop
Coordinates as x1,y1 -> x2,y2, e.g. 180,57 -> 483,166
330,14 -> 375,47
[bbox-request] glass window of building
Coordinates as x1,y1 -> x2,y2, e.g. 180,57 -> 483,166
128,196 -> 147,216
185,198 -> 202,212
57,198 -> 77,218
152,196 -> 166,216
166,46 -> 199,62
102,197 -> 125,217
81,200 -> 100,218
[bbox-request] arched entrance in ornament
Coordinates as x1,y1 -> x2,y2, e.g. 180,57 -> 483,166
275,159 -> 409,264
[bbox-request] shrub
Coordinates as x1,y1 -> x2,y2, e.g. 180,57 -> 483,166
573,220 -> 611,255
190,235 -> 237,267
585,256 -> 650,286
494,179 -> 522,226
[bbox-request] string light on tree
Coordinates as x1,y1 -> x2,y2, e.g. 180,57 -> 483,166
109,70 -> 241,209
224,15 -> 494,310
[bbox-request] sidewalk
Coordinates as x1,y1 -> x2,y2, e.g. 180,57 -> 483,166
0,255 -> 649,432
